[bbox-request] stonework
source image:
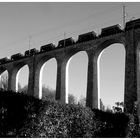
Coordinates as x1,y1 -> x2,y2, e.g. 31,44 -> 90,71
0,18 -> 140,119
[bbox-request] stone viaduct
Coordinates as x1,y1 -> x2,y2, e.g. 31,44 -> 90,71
0,18 -> 140,117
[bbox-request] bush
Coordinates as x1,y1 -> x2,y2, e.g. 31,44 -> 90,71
0,89 -> 138,138
126,104 -> 140,137
0,90 -> 96,137
92,109 -> 129,137
18,103 -> 96,137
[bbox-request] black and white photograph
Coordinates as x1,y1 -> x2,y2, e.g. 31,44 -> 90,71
0,0 -> 139,138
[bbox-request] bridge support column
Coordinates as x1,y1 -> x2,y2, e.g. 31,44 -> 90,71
28,57 -> 36,96
136,42 -> 140,121
33,66 -> 40,99
8,68 -> 18,92
56,58 -> 67,104
124,31 -> 138,114
86,50 -> 98,109
27,57 -> 42,99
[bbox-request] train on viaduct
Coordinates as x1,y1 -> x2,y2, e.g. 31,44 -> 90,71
0,18 -> 140,119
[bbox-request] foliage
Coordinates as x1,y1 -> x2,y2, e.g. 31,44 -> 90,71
100,99 -> 105,111
18,103 -> 95,138
0,74 -> 8,90
0,89 -> 135,138
20,85 -> 77,105
68,94 -> 77,105
0,73 -> 21,92
0,89 -> 95,137
19,85 -> 28,94
42,87 -> 56,102
126,103 -> 140,137
92,109 -> 129,137
78,96 -> 86,107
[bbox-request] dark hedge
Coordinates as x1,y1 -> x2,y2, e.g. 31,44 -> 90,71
0,89 -> 138,138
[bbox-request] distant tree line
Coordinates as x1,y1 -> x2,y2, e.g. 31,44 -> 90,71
0,74 -> 86,105
0,74 -> 125,112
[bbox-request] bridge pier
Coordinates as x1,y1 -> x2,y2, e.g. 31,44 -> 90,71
8,68 -> 18,92
27,57 -> 36,96
136,42 -> 140,120
86,50 -> 98,109
55,58 -> 67,104
124,31 -> 138,114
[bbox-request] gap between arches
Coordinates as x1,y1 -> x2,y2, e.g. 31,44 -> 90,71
39,58 -> 57,100
98,43 -> 125,112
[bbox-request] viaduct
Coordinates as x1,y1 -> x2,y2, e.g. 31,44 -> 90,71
0,18 -> 140,118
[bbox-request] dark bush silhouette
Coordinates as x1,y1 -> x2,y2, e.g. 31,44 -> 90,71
126,103 -> 140,137
18,103 -> 96,138
92,109 -> 129,137
0,89 -> 138,137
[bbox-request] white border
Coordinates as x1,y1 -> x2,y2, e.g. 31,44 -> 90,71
0,0 -> 139,2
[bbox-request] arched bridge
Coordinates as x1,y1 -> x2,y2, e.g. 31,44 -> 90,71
0,18 -> 140,118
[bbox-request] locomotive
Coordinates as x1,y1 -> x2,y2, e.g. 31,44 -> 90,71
77,31 -> 97,43
57,37 -> 75,48
11,53 -> 24,61
40,43 -> 55,52
99,24 -> 123,37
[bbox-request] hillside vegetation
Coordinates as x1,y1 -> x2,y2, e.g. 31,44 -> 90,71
0,89 -> 139,138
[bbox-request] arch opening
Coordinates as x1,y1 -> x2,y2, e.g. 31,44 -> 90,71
39,58 -> 57,100
0,70 -> 8,90
16,65 -> 29,93
98,43 -> 125,112
66,51 -> 88,106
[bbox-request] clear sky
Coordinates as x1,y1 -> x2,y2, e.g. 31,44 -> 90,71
0,2 -> 140,108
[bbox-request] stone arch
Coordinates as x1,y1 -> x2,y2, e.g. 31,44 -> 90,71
95,38 -> 126,59
16,64 -> 29,93
39,57 -> 57,100
66,51 -> 88,105
97,40 -> 126,111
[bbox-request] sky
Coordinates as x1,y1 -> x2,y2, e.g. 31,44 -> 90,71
0,2 -> 140,108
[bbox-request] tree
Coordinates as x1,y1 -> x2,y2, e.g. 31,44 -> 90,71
115,102 -> 120,107
78,96 -> 86,107
20,85 -> 78,104
119,102 -> 124,107
0,73 -> 21,91
68,94 -> 77,104
106,105 -> 113,113
100,99 -> 105,111
113,101 -> 124,113
19,85 -> 28,94
42,86 -> 55,101
0,74 -> 8,90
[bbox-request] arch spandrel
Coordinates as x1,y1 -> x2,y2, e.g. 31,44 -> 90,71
94,37 -> 126,60
0,66 -> 8,75
34,56 -> 58,80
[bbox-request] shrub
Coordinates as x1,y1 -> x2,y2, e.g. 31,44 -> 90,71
18,103 -> 96,138
0,89 -> 138,138
126,104 -> 140,137
92,109 -> 129,137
